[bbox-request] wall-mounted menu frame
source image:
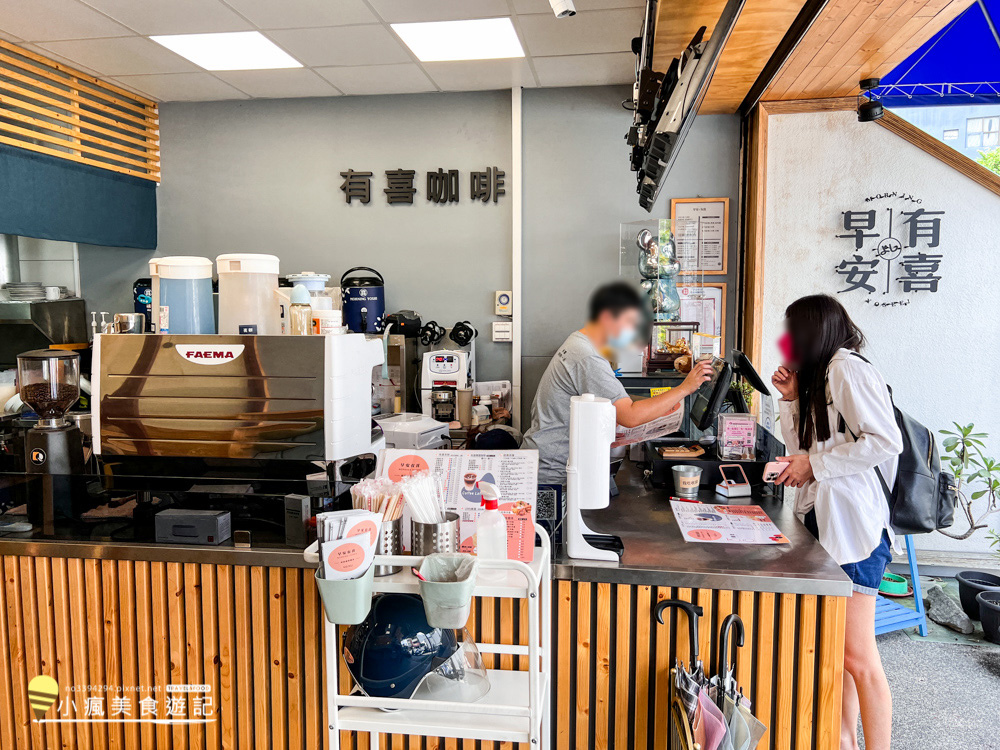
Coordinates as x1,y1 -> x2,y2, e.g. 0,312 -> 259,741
671,197 -> 729,275
678,283 -> 726,345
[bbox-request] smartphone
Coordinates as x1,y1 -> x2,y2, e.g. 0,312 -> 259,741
762,461 -> 784,483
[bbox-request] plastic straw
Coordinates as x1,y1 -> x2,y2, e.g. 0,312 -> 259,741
401,472 -> 446,524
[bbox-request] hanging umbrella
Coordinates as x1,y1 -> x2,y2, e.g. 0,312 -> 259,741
655,599 -> 707,723
710,613 -> 767,750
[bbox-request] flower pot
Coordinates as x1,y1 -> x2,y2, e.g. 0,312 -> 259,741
955,570 -> 1000,620
976,591 -> 1000,645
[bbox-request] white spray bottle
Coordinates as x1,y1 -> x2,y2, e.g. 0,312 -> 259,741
475,482 -> 508,581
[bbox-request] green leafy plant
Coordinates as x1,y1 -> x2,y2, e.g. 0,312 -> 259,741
939,422 -> 1000,540
977,146 -> 1000,176
989,529 -> 1000,562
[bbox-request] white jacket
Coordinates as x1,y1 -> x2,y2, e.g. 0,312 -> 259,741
778,349 -> 903,566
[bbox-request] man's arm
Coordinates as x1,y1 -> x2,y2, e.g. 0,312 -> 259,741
613,360 -> 715,428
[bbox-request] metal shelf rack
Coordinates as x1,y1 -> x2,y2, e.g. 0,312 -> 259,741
309,524 -> 552,750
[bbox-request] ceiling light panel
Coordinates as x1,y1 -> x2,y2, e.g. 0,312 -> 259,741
150,31 -> 302,71
390,18 -> 525,62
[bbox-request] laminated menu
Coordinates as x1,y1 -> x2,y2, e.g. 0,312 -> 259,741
670,501 -> 790,545
376,449 -> 539,562
612,400 -> 683,447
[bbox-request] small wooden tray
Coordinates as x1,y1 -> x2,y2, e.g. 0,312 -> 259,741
657,445 -> 705,459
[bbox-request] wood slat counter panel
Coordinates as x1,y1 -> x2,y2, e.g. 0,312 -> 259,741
1,555 -> 844,750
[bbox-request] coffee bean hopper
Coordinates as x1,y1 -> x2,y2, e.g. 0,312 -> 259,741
17,349 -> 85,485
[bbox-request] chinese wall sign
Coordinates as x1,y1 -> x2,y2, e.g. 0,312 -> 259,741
340,167 -> 505,206
834,193 -> 945,307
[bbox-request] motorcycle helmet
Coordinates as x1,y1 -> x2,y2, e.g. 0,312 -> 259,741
343,593 -> 490,703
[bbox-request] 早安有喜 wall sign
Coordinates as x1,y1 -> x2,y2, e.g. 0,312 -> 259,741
339,167 -> 505,206
834,192 -> 945,308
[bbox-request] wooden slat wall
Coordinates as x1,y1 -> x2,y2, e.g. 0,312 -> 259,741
0,39 -> 159,181
1,555 -> 844,750
552,581 -> 846,750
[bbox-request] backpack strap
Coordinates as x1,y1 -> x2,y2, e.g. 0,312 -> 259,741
836,351 -> 895,505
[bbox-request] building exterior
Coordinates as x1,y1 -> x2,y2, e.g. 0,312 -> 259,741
895,103 -> 1000,161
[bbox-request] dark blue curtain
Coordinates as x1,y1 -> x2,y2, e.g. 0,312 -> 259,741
0,143 -> 156,249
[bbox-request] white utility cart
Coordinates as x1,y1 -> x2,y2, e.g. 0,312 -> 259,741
306,523 -> 551,750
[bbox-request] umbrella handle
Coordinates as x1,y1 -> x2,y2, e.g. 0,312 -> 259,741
717,613 -> 745,700
654,599 -> 703,662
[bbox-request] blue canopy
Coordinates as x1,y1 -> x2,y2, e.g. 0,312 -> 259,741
877,0 -> 1000,107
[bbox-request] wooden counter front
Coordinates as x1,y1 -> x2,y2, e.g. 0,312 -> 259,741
0,553 -> 844,750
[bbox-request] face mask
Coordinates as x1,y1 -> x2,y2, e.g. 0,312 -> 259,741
608,327 -> 637,350
777,332 -> 797,364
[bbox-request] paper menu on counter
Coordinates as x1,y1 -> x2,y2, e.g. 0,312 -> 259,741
376,449 -> 539,561
316,510 -> 382,580
611,401 -> 683,447
670,502 -> 790,545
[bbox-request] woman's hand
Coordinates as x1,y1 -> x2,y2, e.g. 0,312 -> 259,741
678,359 -> 715,396
771,365 -> 798,401
775,454 -> 813,488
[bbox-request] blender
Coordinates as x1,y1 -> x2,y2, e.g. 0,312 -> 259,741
17,349 -> 85,481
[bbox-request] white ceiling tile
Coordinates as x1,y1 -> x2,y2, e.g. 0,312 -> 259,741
38,36 -> 199,76
0,30 -> 23,43
78,0 -> 252,35
367,0 -> 510,23
423,58 -> 535,92
112,72 -> 249,101
314,63 -> 436,96
267,26 -> 411,67
214,68 -> 340,98
517,8 -> 642,56
0,0 -> 134,42
17,43 -> 105,77
532,52 -> 634,86
512,0 -> 643,14
221,0 -> 377,29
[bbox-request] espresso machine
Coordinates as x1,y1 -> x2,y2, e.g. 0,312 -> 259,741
16,349 -> 85,526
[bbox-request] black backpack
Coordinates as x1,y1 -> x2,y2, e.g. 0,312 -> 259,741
838,353 -> 957,535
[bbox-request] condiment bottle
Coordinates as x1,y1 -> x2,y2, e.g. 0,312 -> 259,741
475,482 -> 508,581
288,284 -> 312,335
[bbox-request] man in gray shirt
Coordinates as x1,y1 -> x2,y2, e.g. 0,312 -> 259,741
523,282 -> 713,484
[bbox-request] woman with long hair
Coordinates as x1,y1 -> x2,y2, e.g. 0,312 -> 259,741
771,294 -> 902,750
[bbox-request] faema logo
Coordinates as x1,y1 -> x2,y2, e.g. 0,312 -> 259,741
175,344 -> 245,365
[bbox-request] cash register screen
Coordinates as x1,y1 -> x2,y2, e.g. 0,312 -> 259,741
689,356 -> 733,431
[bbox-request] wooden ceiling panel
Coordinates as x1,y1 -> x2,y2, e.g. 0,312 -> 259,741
652,0 -> 808,115
764,0 -> 974,101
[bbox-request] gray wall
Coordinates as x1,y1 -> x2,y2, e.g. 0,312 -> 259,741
520,86 -> 741,425
76,86 -> 742,423
83,90 -> 514,381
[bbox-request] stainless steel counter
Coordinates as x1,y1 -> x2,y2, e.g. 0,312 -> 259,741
0,535 -> 313,568
0,460 -> 852,596
552,462 -> 854,597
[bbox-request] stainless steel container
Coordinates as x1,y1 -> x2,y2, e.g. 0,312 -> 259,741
374,517 -> 402,577
411,512 -> 460,556
671,465 -> 703,498
113,312 -> 146,334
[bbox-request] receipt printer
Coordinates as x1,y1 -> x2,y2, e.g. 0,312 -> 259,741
155,509 -> 232,545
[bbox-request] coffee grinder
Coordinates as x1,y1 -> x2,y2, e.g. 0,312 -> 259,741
17,349 -> 84,527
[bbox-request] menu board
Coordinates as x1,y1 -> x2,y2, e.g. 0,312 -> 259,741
671,197 -> 729,274
377,449 -> 539,561
670,502 -> 790,545
679,284 -> 726,340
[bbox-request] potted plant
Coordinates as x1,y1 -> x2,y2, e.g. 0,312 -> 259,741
939,424 -> 1000,619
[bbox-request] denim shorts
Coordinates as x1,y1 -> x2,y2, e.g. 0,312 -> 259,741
804,511 -> 892,596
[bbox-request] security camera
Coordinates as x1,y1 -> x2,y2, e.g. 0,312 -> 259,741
549,0 -> 576,18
